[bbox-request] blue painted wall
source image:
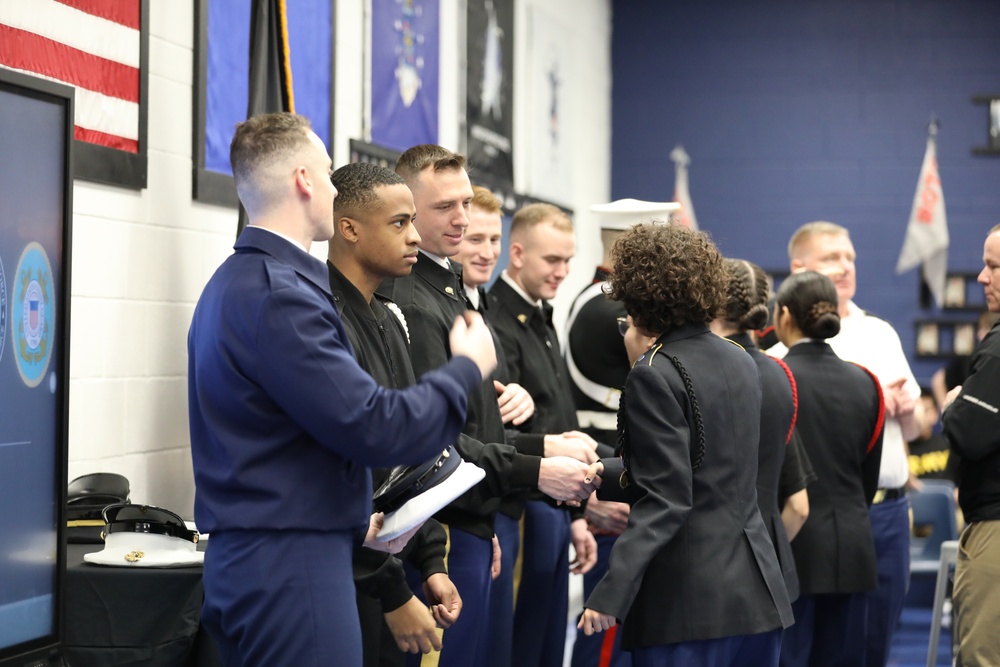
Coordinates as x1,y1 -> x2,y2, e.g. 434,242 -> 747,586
611,0 -> 1000,385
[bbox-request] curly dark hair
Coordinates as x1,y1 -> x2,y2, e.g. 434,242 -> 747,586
775,271 -> 841,340
722,258 -> 770,332
608,224 -> 728,332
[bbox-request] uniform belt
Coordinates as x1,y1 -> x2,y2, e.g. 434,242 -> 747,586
872,487 -> 905,504
576,410 -> 618,432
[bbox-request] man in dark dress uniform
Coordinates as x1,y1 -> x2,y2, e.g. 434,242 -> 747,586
485,202 -> 599,667
378,144 -> 596,667
568,199 -> 678,667
454,187 -> 600,667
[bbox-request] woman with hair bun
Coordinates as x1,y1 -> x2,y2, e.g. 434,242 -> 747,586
710,259 -> 816,604
773,271 -> 886,667
578,225 -> 792,667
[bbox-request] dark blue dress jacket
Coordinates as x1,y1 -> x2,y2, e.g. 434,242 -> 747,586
188,227 -> 480,535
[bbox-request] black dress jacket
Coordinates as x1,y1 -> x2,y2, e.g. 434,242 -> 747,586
783,341 -> 885,594
486,278 -> 579,435
378,253 -> 542,539
730,332 -> 802,602
566,269 -> 629,415
486,277 -> 587,518
588,324 -> 793,648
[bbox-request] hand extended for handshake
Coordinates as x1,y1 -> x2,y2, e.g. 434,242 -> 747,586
537,432 -> 602,504
449,312 -> 497,380
537,447 -> 603,504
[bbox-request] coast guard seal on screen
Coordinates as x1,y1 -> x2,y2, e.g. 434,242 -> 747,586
0,254 -> 7,366
13,242 -> 55,388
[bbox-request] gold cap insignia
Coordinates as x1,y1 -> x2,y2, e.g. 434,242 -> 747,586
124,550 -> 145,563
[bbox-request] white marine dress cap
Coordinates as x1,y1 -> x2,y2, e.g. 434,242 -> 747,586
590,198 -> 681,231
84,503 -> 204,568
373,446 -> 485,542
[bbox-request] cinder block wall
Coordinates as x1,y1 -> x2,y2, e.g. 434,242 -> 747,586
610,0 -> 1000,384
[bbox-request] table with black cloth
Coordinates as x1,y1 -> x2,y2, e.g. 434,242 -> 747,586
64,543 -> 220,667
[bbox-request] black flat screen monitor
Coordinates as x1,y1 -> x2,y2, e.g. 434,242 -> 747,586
0,67 -> 73,667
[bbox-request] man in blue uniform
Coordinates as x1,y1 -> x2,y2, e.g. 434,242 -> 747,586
187,113 -> 497,667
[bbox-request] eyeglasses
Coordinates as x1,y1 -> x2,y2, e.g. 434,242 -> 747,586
616,317 -> 629,337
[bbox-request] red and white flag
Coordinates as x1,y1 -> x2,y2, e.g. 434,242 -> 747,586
670,145 -> 698,230
896,133 -> 949,306
0,0 -> 141,153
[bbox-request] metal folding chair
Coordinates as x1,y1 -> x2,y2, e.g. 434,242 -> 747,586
927,539 -> 959,667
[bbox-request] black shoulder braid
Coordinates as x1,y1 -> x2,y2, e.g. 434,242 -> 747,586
667,354 -> 706,472
616,353 -> 706,489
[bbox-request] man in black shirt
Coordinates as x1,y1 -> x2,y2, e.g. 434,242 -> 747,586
942,223 -> 1000,666
328,162 -> 460,665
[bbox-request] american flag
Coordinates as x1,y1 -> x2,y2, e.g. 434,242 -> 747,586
0,0 -> 141,153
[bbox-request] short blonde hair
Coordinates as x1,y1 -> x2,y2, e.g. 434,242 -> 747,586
471,185 -> 502,215
510,203 -> 573,239
787,221 -> 850,261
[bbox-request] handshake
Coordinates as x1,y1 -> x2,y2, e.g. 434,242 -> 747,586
538,431 -> 604,503
451,314 -> 602,504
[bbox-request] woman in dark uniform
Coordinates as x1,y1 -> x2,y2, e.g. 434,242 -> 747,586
578,225 -> 792,667
710,258 -> 816,604
773,271 -> 885,667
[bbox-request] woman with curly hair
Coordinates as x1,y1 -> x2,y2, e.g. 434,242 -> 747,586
578,225 -> 793,667
772,271 -> 885,667
710,259 -> 817,604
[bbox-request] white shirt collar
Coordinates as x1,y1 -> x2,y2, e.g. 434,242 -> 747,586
419,249 -> 452,270
464,284 -> 480,309
500,270 -> 539,307
843,300 -> 865,321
